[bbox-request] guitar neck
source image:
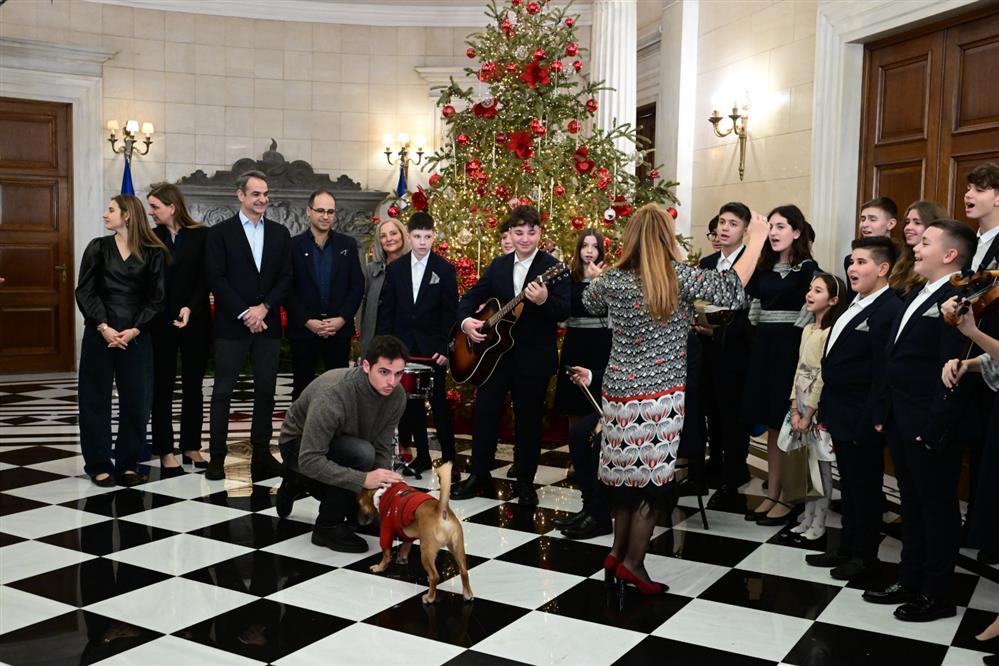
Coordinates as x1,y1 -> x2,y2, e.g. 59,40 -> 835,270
487,291 -> 528,327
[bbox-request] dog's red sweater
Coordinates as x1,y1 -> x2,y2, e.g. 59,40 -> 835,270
378,482 -> 435,550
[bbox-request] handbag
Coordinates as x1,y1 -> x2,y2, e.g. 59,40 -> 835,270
777,410 -> 823,503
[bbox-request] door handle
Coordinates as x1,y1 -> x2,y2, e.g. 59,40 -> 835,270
55,264 -> 67,284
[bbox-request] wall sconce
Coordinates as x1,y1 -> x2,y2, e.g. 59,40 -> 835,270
383,133 -> 425,192
107,119 -> 154,160
708,104 -> 748,181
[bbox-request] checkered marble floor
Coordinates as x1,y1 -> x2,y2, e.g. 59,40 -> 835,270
1,373 -> 997,666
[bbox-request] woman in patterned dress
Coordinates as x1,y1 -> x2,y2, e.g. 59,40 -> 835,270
583,204 -> 768,594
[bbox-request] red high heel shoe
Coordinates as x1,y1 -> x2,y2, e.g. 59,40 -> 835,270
603,554 -> 621,586
615,562 -> 669,595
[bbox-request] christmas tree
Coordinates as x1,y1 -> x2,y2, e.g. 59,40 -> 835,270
386,0 -> 680,291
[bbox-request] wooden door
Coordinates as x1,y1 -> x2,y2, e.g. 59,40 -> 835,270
636,103 -> 656,183
0,98 -> 74,373
858,8 -> 999,234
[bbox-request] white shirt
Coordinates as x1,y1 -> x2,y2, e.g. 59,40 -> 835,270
717,245 -> 744,272
411,252 -> 428,303
239,210 -> 265,272
826,284 -> 889,353
513,248 -> 539,295
972,225 -> 999,271
894,272 -> 958,342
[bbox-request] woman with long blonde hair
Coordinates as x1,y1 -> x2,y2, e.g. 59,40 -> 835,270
583,203 -> 768,594
358,216 -> 410,356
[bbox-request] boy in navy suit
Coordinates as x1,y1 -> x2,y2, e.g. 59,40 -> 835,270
287,190 -> 364,400
843,197 -> 898,298
807,236 -> 902,579
377,212 -> 459,475
862,219 -> 977,622
451,206 -> 570,505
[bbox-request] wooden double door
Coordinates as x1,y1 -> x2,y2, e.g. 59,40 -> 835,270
859,8 -> 999,237
0,98 -> 75,373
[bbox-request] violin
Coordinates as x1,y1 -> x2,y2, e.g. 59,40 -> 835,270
944,270 -> 999,326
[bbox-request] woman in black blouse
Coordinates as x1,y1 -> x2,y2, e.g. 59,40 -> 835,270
76,195 -> 167,486
147,183 -> 210,475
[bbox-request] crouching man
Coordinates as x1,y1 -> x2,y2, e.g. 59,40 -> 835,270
277,335 -> 408,552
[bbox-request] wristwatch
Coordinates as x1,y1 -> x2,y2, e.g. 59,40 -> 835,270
97,323 -> 108,332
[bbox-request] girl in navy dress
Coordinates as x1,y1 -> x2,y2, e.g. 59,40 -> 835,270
742,204 -> 819,524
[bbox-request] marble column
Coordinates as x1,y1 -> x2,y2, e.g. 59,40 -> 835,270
590,0 -> 637,173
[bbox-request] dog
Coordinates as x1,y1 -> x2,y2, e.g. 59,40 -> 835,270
357,460 -> 473,604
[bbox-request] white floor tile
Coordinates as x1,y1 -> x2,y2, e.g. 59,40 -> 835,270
457,521 -> 539,559
262,532 -> 380,568
431,495 -> 502,520
673,510 -> 785,543
878,536 -> 903,564
0,504 -> 110,539
475,610 -> 645,665
437,559 -> 582,610
274,622 -> 463,666
267,568 -> 424,621
0,541 -> 96,584
4,477 -> 119,504
257,496 -> 320,524
105,533 -> 254,576
969,576 -> 999,613
817,587 -> 965,645
94,635 -> 262,666
735,543 -> 849,587
24,455 -> 86,477
0,586 -> 75,634
941,646 -> 996,666
119,500 -> 249,533
85,577 -> 256,635
588,553 -> 730,598
653,598 -> 813,662
139,474 -> 250,500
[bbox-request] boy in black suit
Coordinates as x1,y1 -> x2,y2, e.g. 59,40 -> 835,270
862,220 -> 977,622
376,212 -> 459,475
451,206 -> 570,505
205,170 -> 292,481
807,236 -> 902,579
287,190 -> 364,400
843,197 -> 898,298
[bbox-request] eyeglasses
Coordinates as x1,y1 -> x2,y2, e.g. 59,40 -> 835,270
706,232 -> 718,240
310,207 -> 336,217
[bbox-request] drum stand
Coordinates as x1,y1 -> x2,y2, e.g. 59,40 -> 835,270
392,428 -> 422,480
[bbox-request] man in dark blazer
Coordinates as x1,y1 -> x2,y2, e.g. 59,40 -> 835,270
697,202 -> 753,508
287,190 -> 364,401
807,237 -> 902,580
205,170 -> 292,481
376,211 -> 459,475
862,220 -> 976,623
451,206 -> 570,505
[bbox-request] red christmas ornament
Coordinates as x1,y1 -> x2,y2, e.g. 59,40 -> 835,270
611,195 -> 633,219
520,61 -> 550,88
522,161 -> 533,174
486,216 -> 498,228
466,47 -> 476,58
512,0 -> 521,5
429,173 -> 442,188
501,19 -> 514,37
526,1 -> 540,14
495,133 -> 508,144
565,16 -> 575,26
438,241 -> 449,254
575,145 -> 589,158
410,186 -> 429,212
506,131 -> 534,159
472,99 -> 498,118
506,63 -> 518,74
614,248 -> 622,259
476,184 -> 486,196
571,216 -> 585,230
575,159 -> 595,175
494,184 -> 509,200
553,184 -> 566,197
519,196 -> 532,206
465,159 -> 482,175
586,98 -> 598,113
549,60 -> 563,73
565,43 -> 578,57
456,133 -> 471,146
573,60 -> 583,72
387,205 -> 400,218
666,207 -> 678,219
603,237 -> 612,249
541,212 -> 550,222
533,48 -> 546,61
649,169 -> 659,179
478,61 -> 498,82
372,216 -> 381,223
566,119 -> 580,134
442,105 -> 456,118
530,119 -> 547,136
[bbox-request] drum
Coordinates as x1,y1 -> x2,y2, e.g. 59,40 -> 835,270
400,362 -> 434,400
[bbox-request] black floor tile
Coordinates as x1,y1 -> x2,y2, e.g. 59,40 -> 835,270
183,550 -> 333,597
444,650 -> 530,665
698,569 -> 842,620
0,493 -> 47,516
537,450 -> 573,468
0,467 -> 66,491
615,635 -> 778,666
59,488 -> 185,517
648,529 -> 762,568
347,543 -> 488,588
782,621 -> 949,666
175,598 -> 351,663
190,513 -> 311,550
541,578 -> 691,633
0,610 -> 160,665
365,590 -> 527,647
7,559 -> 170,606
497,536 -> 607,577
951,606 -> 999,653
0,531 -> 24,547
0,446 -> 79,466
466,503 -> 569,535
37,520 -> 178,556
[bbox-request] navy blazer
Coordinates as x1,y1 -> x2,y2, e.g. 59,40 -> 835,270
286,230 -> 364,341
205,214 -> 292,340
818,288 -> 902,443
152,225 -> 210,332
456,250 -> 570,377
881,281 -> 967,445
376,251 -> 458,358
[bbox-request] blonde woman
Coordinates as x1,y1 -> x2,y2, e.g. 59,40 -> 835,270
76,196 -> 168,486
359,217 -> 410,357
583,203 -> 768,594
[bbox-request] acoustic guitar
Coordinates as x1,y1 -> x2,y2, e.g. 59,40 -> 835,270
449,262 -> 568,386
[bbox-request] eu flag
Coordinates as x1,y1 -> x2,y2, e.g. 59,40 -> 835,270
120,158 -> 135,195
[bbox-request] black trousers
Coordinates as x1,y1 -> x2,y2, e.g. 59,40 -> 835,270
470,360 -> 550,483
78,326 -> 153,477
678,332 -> 706,469
960,376 -> 992,533
969,393 -> 999,551
568,412 -> 609,522
887,419 -> 962,601
702,333 -> 751,486
150,323 -> 209,455
282,435 -> 376,528
399,364 -> 456,463
289,335 -> 351,401
209,336 -> 280,457
833,436 -> 885,562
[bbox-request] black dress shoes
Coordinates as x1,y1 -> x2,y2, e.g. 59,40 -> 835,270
805,552 -> 850,568
275,477 -> 299,518
893,595 -> 956,622
117,471 -> 146,487
205,458 -> 226,481
451,474 -> 495,500
553,511 -> 587,530
160,465 -> 187,479
863,581 -> 920,605
830,558 -> 874,581
505,464 -> 519,479
706,485 -> 739,509
562,515 -> 612,540
402,456 -> 433,477
182,453 -> 209,469
983,654 -> 998,665
311,524 -> 368,553
517,483 -> 539,507
90,474 -> 116,488
756,507 -> 799,526
251,452 -> 284,481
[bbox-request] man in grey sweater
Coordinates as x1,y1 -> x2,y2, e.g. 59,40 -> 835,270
277,335 -> 408,552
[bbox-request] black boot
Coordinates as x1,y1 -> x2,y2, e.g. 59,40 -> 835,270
311,523 -> 367,553
251,450 -> 284,481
